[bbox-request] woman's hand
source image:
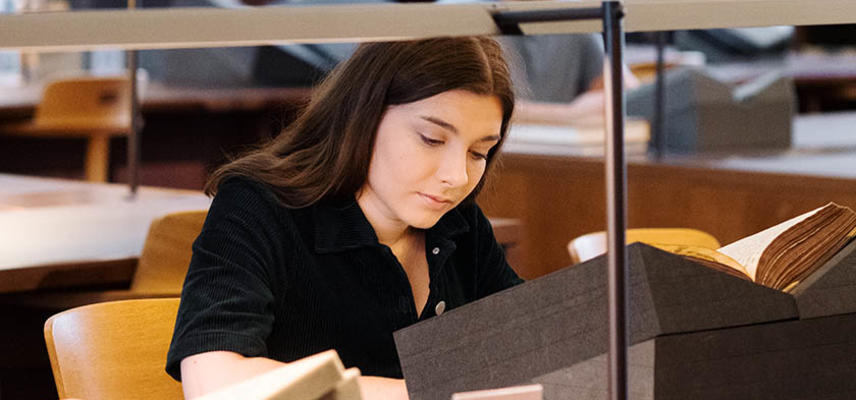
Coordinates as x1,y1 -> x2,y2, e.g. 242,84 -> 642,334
180,351 -> 410,399
180,351 -> 287,399
358,376 -> 410,400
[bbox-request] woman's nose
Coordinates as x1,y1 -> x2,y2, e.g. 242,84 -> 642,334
437,150 -> 469,188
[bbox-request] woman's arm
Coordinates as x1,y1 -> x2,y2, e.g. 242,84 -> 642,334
512,65 -> 641,126
180,351 -> 409,400
513,90 -> 608,126
357,376 -> 410,400
180,351 -> 286,398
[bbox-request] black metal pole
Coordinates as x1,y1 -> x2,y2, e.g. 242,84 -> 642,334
126,49 -> 140,197
491,4 -> 628,398
603,2 -> 628,400
653,31 -> 667,159
126,0 -> 140,197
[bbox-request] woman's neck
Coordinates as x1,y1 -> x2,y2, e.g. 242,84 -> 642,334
377,224 -> 415,251
356,191 -> 412,248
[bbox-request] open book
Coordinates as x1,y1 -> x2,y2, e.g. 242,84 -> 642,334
657,202 -> 856,293
197,350 -> 362,400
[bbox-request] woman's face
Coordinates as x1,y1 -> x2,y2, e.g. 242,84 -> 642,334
357,89 -> 503,230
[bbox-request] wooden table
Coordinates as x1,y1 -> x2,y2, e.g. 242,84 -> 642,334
486,217 -> 523,272
0,174 -> 212,293
0,174 -> 523,293
0,81 -> 310,119
0,82 -> 311,187
483,111 -> 856,279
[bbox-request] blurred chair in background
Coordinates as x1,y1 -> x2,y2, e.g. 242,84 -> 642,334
9,209 -> 206,310
126,209 -> 206,295
0,76 -> 131,182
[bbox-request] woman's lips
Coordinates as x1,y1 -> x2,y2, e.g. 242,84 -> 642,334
419,192 -> 453,209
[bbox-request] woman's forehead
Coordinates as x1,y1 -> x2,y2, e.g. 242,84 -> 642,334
387,90 -> 503,137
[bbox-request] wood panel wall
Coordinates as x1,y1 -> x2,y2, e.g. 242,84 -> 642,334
478,153 -> 856,279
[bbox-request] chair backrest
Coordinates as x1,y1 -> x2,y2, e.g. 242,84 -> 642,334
130,209 -> 207,294
35,76 -> 132,132
568,228 -> 721,264
44,298 -> 183,400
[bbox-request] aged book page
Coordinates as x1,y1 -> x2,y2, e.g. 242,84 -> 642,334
655,244 -> 750,280
718,206 -> 820,280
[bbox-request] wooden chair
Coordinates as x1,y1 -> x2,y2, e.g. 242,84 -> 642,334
9,209 -> 207,309
127,209 -> 207,294
44,298 -> 183,400
567,228 -> 721,264
0,76 -> 132,182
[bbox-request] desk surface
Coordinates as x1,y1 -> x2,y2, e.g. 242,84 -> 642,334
505,111 -> 856,180
0,174 -> 523,293
661,111 -> 856,179
0,81 -> 310,118
491,111 -> 856,277
0,174 -> 212,293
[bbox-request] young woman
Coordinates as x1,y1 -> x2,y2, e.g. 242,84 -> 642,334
166,36 -> 523,399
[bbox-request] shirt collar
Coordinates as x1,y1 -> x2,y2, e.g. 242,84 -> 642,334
313,198 -> 470,254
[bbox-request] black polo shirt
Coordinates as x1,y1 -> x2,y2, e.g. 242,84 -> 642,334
166,177 -> 522,381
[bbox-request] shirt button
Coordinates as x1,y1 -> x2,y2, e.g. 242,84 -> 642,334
435,300 -> 446,316
431,247 -> 440,255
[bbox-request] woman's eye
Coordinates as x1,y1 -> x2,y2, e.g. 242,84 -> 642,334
470,151 -> 488,161
419,134 -> 444,146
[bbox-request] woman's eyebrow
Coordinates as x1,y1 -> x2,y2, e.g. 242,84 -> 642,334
420,116 -> 458,134
420,115 -> 501,142
478,134 -> 501,143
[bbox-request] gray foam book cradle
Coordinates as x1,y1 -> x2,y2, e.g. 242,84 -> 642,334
626,67 -> 795,153
394,241 -> 856,400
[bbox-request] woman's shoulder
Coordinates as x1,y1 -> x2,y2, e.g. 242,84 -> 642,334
216,175 -> 278,201
212,176 -> 298,213
199,176 -> 320,260
207,175 -> 302,226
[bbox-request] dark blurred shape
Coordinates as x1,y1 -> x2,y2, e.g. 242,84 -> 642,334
627,68 -> 795,153
798,24 -> 856,46
254,43 -> 355,87
253,46 -> 328,87
674,27 -> 794,63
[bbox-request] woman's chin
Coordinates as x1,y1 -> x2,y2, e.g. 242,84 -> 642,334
404,212 -> 445,230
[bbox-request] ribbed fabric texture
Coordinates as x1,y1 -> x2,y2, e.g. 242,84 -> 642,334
166,177 -> 522,381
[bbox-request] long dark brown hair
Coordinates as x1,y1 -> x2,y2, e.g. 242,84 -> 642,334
205,36 -> 515,208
